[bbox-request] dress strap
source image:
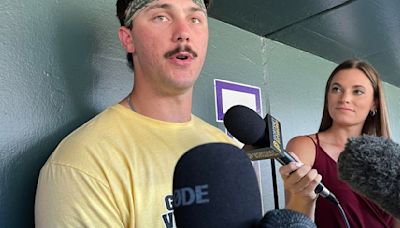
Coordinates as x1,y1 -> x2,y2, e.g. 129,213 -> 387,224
315,133 -> 321,146
306,134 -> 317,147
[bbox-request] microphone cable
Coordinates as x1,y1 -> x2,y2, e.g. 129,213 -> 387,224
314,178 -> 350,228
337,203 -> 351,228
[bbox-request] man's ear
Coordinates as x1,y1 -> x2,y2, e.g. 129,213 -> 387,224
118,26 -> 135,53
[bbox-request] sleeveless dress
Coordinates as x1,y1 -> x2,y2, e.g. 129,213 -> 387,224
310,134 -> 394,228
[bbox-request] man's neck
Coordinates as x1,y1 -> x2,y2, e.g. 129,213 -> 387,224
122,90 -> 193,123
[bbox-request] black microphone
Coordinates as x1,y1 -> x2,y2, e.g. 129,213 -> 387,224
172,142 -> 262,228
258,209 -> 316,228
338,135 -> 400,219
223,105 -> 339,205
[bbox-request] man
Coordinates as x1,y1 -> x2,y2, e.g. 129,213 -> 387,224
35,0 -> 233,227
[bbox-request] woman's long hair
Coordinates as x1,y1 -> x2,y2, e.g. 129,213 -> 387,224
318,59 -> 391,138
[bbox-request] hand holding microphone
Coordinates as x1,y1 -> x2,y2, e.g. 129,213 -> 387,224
172,142 -> 316,228
223,105 -> 338,205
278,152 -> 322,202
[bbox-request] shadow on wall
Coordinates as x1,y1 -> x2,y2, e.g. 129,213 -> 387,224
57,5 -> 98,119
0,4 -> 99,228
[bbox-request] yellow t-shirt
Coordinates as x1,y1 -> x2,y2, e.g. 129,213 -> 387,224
35,104 -> 234,228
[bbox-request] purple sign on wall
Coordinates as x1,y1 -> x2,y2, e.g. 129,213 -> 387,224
214,79 -> 262,122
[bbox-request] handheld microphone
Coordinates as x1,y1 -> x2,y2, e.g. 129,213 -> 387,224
258,209 -> 316,228
172,143 -> 262,228
338,135 -> 400,219
223,105 -> 339,205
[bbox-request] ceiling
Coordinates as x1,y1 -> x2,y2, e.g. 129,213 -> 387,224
209,0 -> 400,87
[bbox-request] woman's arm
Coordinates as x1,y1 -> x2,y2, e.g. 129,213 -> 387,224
279,135 -> 321,220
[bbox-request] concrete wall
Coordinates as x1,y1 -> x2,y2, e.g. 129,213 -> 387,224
1,1 -> 399,227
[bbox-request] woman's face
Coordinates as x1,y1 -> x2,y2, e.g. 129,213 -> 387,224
327,68 -> 376,127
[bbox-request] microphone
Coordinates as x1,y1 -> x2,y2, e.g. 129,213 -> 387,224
172,142 -> 262,228
338,135 -> 400,219
223,105 -> 339,205
173,142 -> 318,228
258,209 -> 316,228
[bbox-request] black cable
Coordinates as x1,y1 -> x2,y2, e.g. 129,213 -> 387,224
270,159 -> 279,209
319,192 -> 350,227
337,203 -> 351,228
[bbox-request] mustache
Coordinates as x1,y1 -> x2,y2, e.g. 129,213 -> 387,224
164,46 -> 198,58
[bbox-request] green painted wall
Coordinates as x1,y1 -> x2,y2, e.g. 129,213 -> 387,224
384,83 -> 400,140
1,1 -> 399,227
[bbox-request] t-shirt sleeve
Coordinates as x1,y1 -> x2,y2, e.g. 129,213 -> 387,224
35,163 -> 126,228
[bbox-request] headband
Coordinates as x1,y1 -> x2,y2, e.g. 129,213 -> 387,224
124,0 -> 206,28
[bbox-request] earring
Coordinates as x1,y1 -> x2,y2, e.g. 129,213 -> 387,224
370,109 -> 377,116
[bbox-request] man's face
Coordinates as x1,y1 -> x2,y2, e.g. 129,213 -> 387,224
125,0 -> 209,95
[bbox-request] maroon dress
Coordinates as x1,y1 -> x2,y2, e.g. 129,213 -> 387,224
310,134 -> 394,228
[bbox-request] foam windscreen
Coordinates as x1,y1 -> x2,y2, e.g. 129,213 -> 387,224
223,105 -> 268,147
173,143 -> 262,228
258,209 -> 316,228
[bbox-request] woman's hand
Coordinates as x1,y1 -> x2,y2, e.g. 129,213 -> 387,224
279,152 -> 322,220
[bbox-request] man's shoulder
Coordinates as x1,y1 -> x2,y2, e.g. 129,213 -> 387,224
60,104 -> 126,143
47,104 -> 131,169
191,115 -> 235,144
191,115 -> 222,131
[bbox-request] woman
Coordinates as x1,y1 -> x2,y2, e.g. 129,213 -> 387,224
279,59 -> 399,227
